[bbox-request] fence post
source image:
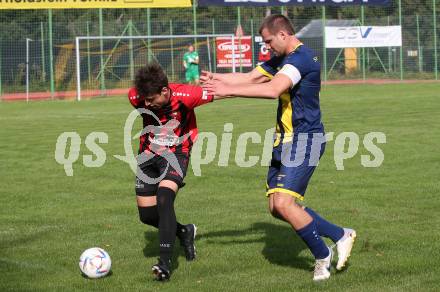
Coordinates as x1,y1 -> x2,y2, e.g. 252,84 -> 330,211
0,41 -> 2,97
398,0 -> 403,80
433,0 -> 438,80
387,16 -> 392,72
86,21 -> 91,84
147,8 -> 152,62
193,0 -> 198,46
40,22 -> 46,83
128,20 -> 134,81
322,6 -> 327,82
26,38 -> 32,103
48,9 -> 55,98
170,19 -> 175,80
250,18 -> 255,68
361,6 -> 366,81
212,18 -> 217,73
416,14 -> 423,72
99,8 -> 106,93
237,7 -> 242,73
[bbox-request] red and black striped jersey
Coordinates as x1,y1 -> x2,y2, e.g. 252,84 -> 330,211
128,83 -> 213,155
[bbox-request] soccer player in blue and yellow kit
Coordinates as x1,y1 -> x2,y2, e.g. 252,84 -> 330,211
201,14 -> 356,281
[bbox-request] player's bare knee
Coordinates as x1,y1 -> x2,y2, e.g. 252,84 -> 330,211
272,193 -> 290,214
158,180 -> 179,193
272,192 -> 302,216
137,195 -> 157,207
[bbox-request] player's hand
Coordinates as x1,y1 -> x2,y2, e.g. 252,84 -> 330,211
200,70 -> 213,84
201,79 -> 229,97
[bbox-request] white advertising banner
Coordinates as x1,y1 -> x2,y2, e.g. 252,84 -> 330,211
325,26 -> 402,48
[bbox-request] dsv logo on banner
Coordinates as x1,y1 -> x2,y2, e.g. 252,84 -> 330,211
336,27 -> 372,39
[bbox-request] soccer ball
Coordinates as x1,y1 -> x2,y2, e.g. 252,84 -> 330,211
79,247 -> 111,278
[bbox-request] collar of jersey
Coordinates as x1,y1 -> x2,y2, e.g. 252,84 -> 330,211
288,42 -> 303,55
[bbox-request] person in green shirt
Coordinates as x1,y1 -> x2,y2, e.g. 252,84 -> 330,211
183,44 -> 200,85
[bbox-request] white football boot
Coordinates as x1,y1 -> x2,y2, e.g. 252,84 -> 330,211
313,246 -> 333,281
336,228 -> 357,270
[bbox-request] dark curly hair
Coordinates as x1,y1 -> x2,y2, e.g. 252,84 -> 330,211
134,63 -> 168,99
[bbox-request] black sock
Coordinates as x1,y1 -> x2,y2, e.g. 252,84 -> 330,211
137,205 -> 184,234
176,222 -> 186,239
157,187 -> 177,263
138,205 -> 159,228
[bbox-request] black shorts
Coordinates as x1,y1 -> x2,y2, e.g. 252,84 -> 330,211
135,152 -> 189,196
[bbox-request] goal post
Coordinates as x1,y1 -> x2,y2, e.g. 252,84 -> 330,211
75,34 -> 237,101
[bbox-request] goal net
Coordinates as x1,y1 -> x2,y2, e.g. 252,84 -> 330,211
75,34 -> 237,101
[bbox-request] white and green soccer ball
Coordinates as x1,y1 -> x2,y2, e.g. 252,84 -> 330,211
79,247 -> 111,279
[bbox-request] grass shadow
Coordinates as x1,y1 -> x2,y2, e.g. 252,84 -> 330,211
80,270 -> 113,279
200,222 -> 312,271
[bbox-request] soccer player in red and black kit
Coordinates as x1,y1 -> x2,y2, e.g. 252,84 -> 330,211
127,63 -> 217,281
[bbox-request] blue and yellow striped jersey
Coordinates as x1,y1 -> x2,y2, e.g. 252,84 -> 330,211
257,44 -> 324,146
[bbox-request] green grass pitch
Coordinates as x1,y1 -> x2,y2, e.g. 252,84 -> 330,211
1,83 -> 439,291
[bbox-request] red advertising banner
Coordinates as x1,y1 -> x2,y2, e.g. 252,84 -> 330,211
216,36 -> 252,68
255,36 -> 271,64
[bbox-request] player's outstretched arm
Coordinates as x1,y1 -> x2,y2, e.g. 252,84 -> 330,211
202,72 -> 292,99
201,68 -> 268,86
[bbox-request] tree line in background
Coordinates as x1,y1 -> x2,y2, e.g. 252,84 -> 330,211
0,0 -> 438,41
